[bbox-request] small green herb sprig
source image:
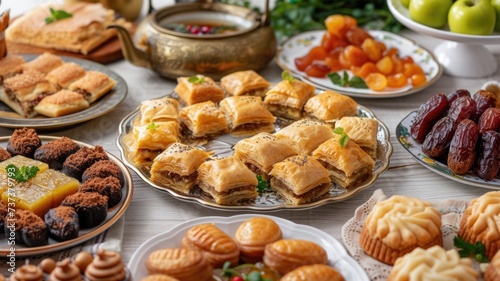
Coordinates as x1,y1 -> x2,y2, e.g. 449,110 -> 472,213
45,7 -> 73,24
281,71 -> 294,83
328,71 -> 367,89
333,127 -> 349,148
256,175 -> 271,193
221,262 -> 272,281
188,75 -> 206,84
6,164 -> 39,182
147,120 -> 159,130
454,236 -> 489,263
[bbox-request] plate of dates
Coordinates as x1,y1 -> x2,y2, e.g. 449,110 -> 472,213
396,90 -> 500,189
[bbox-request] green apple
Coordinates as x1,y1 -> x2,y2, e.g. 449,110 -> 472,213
401,0 -> 411,8
409,0 -> 453,28
448,0 -> 496,35
492,0 -> 500,31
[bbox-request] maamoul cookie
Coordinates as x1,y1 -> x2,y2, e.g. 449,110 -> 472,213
234,217 -> 283,263
146,248 -> 212,281
387,246 -> 478,281
141,274 -> 180,281
359,195 -> 442,265
281,264 -> 344,281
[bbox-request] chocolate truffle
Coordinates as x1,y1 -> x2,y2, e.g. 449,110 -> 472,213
82,160 -> 124,187
0,147 -> 11,162
78,176 -> 122,208
4,209 -> 48,247
6,128 -> 42,158
61,192 -> 108,228
45,206 -> 80,242
62,146 -> 108,180
34,137 -> 80,169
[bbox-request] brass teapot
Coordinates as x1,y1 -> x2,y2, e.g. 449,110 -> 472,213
109,0 -> 276,80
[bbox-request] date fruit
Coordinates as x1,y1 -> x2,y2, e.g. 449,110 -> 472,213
422,116 -> 457,157
410,93 -> 449,143
478,107 -> 500,134
447,95 -> 476,123
447,89 -> 470,104
476,130 -> 500,181
471,89 -> 497,122
447,119 -> 479,175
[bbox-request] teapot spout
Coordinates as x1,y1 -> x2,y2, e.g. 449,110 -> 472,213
107,24 -> 151,68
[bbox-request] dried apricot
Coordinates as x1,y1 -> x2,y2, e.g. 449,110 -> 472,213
346,26 -> 372,46
294,56 -> 313,71
305,63 -> 330,78
361,38 -> 382,62
325,15 -> 345,37
365,73 -> 387,91
403,63 -> 424,77
376,56 -> 393,75
387,73 -> 408,88
325,55 -> 343,72
307,46 -> 328,61
391,55 -> 404,75
352,62 -> 378,78
410,74 -> 427,87
344,45 -> 368,67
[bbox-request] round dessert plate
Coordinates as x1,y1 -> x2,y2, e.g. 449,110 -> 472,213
0,55 -> 128,129
396,111 -> 500,189
116,93 -> 393,211
0,136 -> 134,256
128,214 -> 369,281
275,30 -> 442,98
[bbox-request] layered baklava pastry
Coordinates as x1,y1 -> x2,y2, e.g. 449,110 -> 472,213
269,154 -> 331,205
6,127 -> 42,158
34,136 -> 80,169
281,264 -> 344,281
312,134 -> 374,189
22,52 -> 64,74
141,274 -> 180,281
146,248 -> 212,281
263,79 -> 315,119
34,89 -> 90,117
82,159 -> 124,187
263,239 -> 328,275
387,246 -> 478,281
179,101 -> 228,138
234,217 -> 283,263
139,97 -> 179,125
79,176 -> 122,208
132,121 -> 180,166
196,156 -> 258,205
233,132 -> 297,181
219,96 -> 276,136
335,116 -> 378,159
485,250 -> 500,281
0,70 -> 57,118
68,70 -> 116,103
150,142 -> 210,195
458,191 -> 500,260
360,195 -> 443,265
274,119 -> 334,155
0,55 -> 25,84
220,70 -> 270,97
181,223 -> 240,267
174,75 -> 224,105
61,192 -> 108,228
46,62 -> 86,89
303,90 -> 358,126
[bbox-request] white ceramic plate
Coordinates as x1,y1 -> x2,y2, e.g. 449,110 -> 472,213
396,111 -> 500,189
0,55 -> 128,129
0,136 -> 134,256
275,30 -> 442,98
128,214 -> 370,281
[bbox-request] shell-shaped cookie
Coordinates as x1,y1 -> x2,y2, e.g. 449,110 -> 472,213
281,264 -> 344,281
235,217 -> 283,263
145,248 -> 212,281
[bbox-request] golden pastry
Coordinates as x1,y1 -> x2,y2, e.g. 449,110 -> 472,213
234,217 -> 283,263
485,250 -> 500,281
281,264 -> 344,281
141,274 -> 180,281
69,71 -> 116,103
34,89 -> 90,117
303,90 -> 358,126
335,116 -> 378,159
220,70 -> 270,96
179,101 -> 228,138
46,62 -> 86,90
264,79 -> 315,119
181,223 -> 240,267
146,248 -> 212,281
22,52 -> 64,74
263,239 -> 328,275
0,55 -> 25,84
219,96 -> 276,136
139,97 -> 179,125
174,75 -> 224,105
274,119 -> 334,155
133,121 -> 180,166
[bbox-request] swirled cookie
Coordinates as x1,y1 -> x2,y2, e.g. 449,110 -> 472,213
458,191 -> 500,260
145,248 -> 212,281
485,249 -> 500,281
359,195 -> 442,265
387,246 -> 478,281
234,217 -> 283,263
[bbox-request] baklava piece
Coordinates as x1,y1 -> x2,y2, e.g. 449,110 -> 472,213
174,75 -> 224,105
219,96 -> 276,136
304,90 -> 358,126
179,101 -> 228,138
0,147 -> 11,162
196,156 -> 258,205
150,142 -> 210,195
46,62 -> 86,89
312,134 -> 374,189
45,206 -> 79,242
34,136 -> 80,170
22,52 -> 64,74
82,160 -> 124,187
335,116 -> 378,159
234,217 -> 283,263
263,79 -> 315,119
146,248 -> 212,281
132,121 -> 180,166
220,70 -> 270,97
34,89 -> 90,117
139,97 -> 179,125
78,176 -> 122,208
269,154 -> 331,205
281,265 -> 345,281
61,192 -> 108,228
0,55 -> 25,84
0,70 -> 57,118
7,128 -> 42,158
69,70 -> 116,103
62,145 -> 109,180
233,132 -> 297,180
274,119 -> 334,154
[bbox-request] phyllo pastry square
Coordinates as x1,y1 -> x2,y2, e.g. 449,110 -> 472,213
274,119 -> 334,155
220,70 -> 270,97
133,121 -> 180,166
46,62 -> 86,89
34,89 -> 90,117
0,55 -> 25,84
269,154 -> 331,205
22,52 -> 64,74
335,116 -> 378,159
150,142 -> 210,195
139,97 -> 179,125
179,101 -> 228,138
312,134 -> 374,189
175,75 -> 224,105
233,132 -> 297,180
0,70 -> 57,118
304,90 -> 358,125
263,79 -> 315,119
219,96 -> 276,136
69,70 -> 116,103
196,156 -> 258,205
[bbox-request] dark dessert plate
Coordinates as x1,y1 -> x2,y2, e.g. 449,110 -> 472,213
0,136 -> 134,256
0,55 -> 128,130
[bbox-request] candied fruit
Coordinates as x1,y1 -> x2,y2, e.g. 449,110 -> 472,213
0,155 -> 48,173
1,182 -> 52,217
31,169 -> 80,208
